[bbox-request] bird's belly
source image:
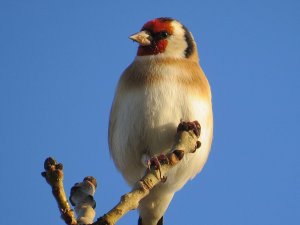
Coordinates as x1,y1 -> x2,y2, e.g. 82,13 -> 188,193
112,83 -> 213,189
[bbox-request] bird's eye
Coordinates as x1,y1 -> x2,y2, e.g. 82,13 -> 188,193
159,31 -> 169,39
150,30 -> 170,42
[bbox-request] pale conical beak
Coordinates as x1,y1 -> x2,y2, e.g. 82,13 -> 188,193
129,30 -> 152,46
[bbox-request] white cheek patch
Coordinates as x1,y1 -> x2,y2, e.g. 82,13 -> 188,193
163,21 -> 188,58
138,20 -> 189,59
165,39 -> 187,58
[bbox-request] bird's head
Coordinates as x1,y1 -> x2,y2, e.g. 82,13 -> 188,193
130,17 -> 198,60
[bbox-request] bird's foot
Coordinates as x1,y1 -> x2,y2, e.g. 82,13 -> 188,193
177,120 -> 201,137
146,154 -> 169,182
177,120 -> 201,152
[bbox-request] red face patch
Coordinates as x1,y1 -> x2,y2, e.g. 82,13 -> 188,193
141,18 -> 174,34
137,18 -> 174,56
137,39 -> 168,56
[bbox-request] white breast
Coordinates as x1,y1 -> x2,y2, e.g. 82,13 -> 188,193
110,78 -> 213,190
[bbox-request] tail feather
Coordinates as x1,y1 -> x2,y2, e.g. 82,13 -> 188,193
157,217 -> 163,225
138,216 -> 163,225
138,217 -> 142,225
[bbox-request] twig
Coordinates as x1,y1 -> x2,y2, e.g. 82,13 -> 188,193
70,177 -> 97,224
42,121 -> 200,225
41,158 -> 78,225
95,121 -> 201,225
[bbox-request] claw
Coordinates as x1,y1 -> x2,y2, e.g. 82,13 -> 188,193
149,154 -> 169,182
177,120 -> 201,137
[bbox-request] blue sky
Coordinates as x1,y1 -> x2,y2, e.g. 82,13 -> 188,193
0,1 -> 299,225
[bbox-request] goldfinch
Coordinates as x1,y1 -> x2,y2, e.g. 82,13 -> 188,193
108,17 -> 213,225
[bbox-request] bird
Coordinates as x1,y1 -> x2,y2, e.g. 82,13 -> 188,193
108,17 -> 213,225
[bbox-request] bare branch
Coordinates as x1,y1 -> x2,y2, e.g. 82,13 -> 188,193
41,158 -> 77,225
42,121 -> 200,225
70,176 -> 97,224
96,121 -> 201,225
